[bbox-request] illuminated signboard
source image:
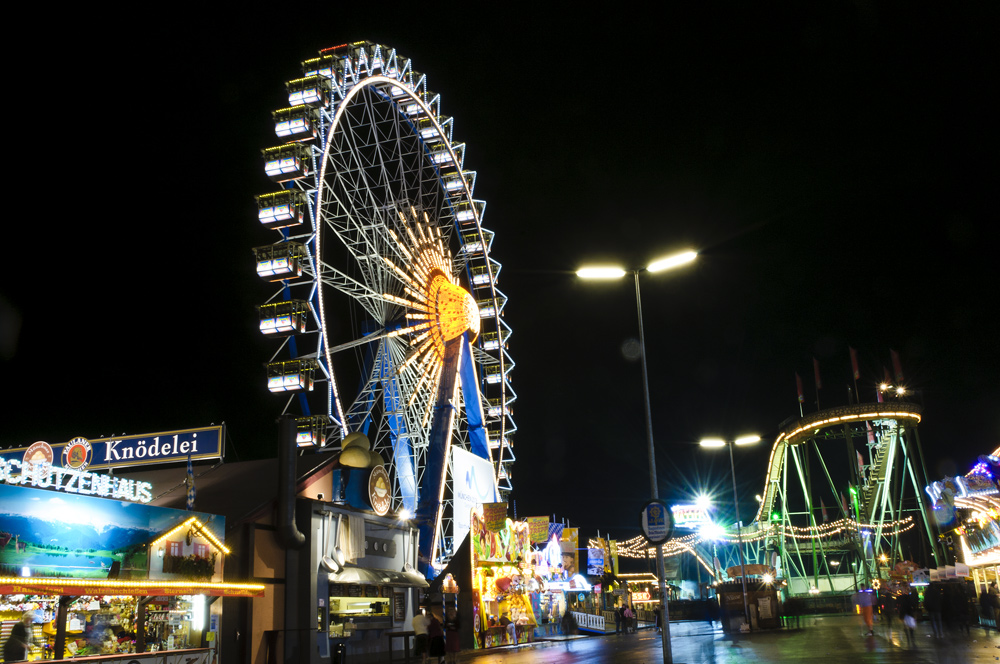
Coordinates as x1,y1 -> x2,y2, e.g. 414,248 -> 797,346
0,454 -> 152,503
670,503 -> 711,529
0,425 -> 224,471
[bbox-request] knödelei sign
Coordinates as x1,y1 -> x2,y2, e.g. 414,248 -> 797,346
0,425 -> 224,471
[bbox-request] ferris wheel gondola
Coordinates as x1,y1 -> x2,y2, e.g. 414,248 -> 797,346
252,42 -> 515,571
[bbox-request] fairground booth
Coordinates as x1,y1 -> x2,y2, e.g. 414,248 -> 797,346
0,429 -> 264,663
468,506 -> 535,648
426,511 -> 604,650
925,450 -> 1000,610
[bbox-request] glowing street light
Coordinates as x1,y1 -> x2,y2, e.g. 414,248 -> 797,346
647,250 -> 698,273
578,248 -> 697,664
699,434 -> 760,630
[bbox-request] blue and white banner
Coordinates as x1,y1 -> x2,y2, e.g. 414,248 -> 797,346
450,447 -> 498,550
0,425 -> 224,471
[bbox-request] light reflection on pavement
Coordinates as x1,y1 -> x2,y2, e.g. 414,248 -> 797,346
454,615 -> 1000,663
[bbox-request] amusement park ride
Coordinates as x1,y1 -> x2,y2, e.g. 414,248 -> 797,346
252,42 -> 515,575
617,396 -> 943,596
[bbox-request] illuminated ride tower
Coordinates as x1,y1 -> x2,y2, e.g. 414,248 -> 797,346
252,42 -> 515,574
736,401 -> 942,595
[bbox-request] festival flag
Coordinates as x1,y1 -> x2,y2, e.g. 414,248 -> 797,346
849,347 -> 860,380
876,387 -> 884,403
795,372 -> 804,403
820,498 -> 829,522
547,522 -> 564,542
813,357 -> 822,390
841,491 -> 848,515
527,516 -> 550,544
890,349 -> 904,383
483,502 -> 508,532
561,528 -> 579,577
857,451 -> 865,477
186,454 -> 196,511
866,422 -> 876,446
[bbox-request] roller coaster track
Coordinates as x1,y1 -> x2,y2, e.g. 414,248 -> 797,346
746,401 -> 923,540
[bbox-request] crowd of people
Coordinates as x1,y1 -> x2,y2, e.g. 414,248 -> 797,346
853,580 -> 996,645
613,603 -> 636,634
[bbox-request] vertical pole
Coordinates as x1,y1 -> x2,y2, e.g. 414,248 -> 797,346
909,427 -> 943,565
634,271 -> 672,663
54,596 -> 70,660
729,442 -> 751,630
805,442 -> 818,590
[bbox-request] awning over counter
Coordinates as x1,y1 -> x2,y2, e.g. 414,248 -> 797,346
0,577 -> 265,597
328,566 -> 428,588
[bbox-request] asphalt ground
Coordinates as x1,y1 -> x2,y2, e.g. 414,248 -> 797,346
449,615 -> 1000,663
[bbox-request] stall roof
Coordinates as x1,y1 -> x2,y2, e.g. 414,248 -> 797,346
329,566 -> 428,588
117,450 -> 344,527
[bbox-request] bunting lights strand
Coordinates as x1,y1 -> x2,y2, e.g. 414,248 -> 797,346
608,516 -> 916,559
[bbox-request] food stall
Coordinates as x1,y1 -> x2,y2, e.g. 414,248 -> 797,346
469,508 -> 535,648
0,443 -> 263,662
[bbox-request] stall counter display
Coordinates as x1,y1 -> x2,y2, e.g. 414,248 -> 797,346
1,595 -> 144,660
327,585 -> 391,637
469,511 -> 536,649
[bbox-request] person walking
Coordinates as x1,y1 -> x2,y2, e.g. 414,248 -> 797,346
878,592 -> 895,633
987,581 -> 1000,634
443,607 -> 461,664
614,602 -> 622,635
853,584 -> 875,636
560,610 -> 577,652
898,586 -> 917,648
412,607 -> 431,664
948,582 -> 972,636
427,611 -> 446,663
925,583 -> 944,638
623,604 -> 635,633
654,605 -> 662,633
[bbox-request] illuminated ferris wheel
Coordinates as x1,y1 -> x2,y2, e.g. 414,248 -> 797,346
252,42 -> 515,568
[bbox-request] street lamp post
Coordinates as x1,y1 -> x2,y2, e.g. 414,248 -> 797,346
578,249 -> 696,664
699,435 -> 760,631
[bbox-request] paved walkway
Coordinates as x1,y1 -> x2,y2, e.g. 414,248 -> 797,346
451,615 -> 1000,663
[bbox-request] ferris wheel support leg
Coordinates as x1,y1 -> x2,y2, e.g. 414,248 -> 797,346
416,338 -> 463,576
458,336 -> 490,462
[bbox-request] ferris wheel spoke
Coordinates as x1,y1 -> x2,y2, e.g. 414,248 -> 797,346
315,260 -> 384,302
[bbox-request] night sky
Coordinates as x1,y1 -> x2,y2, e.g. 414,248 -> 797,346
3,5 -> 997,544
